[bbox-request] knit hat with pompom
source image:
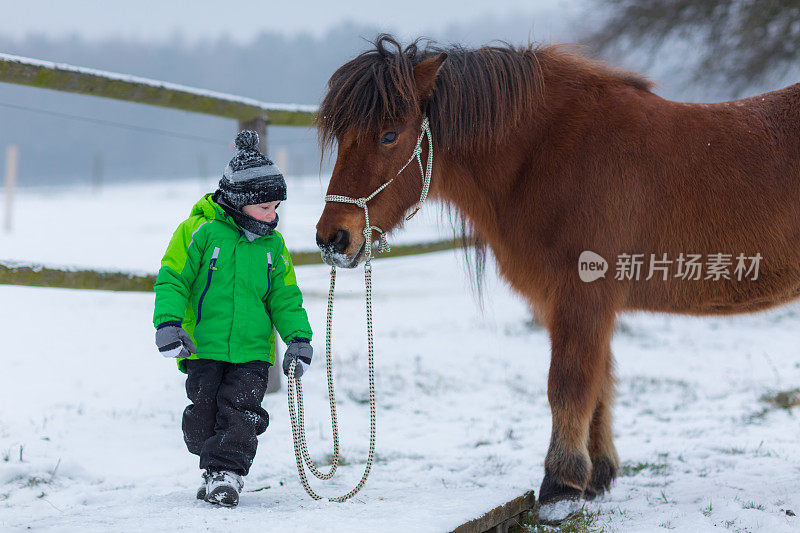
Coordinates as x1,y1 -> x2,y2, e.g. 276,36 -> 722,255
217,130 -> 286,209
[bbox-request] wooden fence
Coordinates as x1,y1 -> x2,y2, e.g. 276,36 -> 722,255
0,240 -> 460,292
0,52 -> 460,285
0,53 -> 316,153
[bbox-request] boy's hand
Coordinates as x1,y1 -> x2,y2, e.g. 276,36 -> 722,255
155,322 -> 197,359
283,338 -> 313,378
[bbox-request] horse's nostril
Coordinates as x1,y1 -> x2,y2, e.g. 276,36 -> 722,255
332,229 -> 350,254
317,229 -> 350,254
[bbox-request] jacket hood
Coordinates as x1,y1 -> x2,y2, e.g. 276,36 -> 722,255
190,193 -> 226,222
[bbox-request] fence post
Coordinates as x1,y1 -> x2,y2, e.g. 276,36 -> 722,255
5,145 -> 18,233
276,146 -> 289,175
238,116 -> 268,155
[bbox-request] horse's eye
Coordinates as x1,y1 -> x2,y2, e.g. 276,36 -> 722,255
380,131 -> 398,145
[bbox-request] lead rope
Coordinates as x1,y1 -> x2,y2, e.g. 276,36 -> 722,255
287,117 -> 432,502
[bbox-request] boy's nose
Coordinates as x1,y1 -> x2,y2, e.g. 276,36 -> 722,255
316,229 -> 350,254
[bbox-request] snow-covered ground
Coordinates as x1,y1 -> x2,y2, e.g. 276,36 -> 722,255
1,179 -> 799,532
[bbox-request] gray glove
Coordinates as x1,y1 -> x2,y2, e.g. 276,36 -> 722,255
283,338 -> 313,378
155,323 -> 197,359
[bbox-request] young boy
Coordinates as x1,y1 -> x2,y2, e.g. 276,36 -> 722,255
153,130 -> 313,507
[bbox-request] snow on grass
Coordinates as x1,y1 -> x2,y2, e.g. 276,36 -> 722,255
1,180 -> 799,531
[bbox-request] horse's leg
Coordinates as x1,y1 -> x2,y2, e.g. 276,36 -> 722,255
584,353 -> 619,500
538,298 -> 616,523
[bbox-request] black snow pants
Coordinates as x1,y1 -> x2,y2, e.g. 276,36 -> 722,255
182,359 -> 270,476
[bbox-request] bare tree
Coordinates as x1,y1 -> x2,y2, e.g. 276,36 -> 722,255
591,0 -> 800,93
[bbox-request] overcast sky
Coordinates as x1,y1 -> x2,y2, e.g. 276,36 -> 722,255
2,0 -> 585,43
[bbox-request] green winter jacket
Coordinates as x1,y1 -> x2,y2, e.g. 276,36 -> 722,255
153,193 -> 312,372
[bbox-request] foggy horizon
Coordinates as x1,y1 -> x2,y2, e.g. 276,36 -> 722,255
0,0 -> 587,45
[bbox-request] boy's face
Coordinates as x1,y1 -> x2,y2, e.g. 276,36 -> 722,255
242,201 -> 280,223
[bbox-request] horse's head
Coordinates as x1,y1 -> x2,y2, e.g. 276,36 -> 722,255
316,36 -> 447,268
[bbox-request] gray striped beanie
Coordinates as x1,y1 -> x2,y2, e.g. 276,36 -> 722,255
218,130 -> 286,209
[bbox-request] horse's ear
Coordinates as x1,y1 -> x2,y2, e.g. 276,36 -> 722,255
413,52 -> 448,102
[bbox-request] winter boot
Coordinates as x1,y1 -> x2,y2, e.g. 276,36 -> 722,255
196,471 -> 211,500
205,470 -> 244,507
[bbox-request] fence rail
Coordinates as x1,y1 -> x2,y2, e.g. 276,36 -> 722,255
0,240 -> 461,292
451,490 -> 536,533
0,53 -> 317,153
0,53 -> 317,126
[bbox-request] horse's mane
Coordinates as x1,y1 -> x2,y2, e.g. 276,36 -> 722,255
317,34 -> 652,152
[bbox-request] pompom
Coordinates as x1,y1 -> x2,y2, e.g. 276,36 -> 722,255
235,130 -> 259,150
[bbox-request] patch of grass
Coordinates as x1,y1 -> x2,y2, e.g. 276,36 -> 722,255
618,462 -> 649,476
752,441 -> 776,457
658,521 -> 675,529
715,447 -> 746,455
605,506 -> 628,518
510,506 -> 603,533
702,501 -> 713,517
744,407 -> 770,424
619,461 -> 668,477
324,453 -> 349,466
714,442 -> 777,459
345,389 -> 371,404
760,388 -> 800,410
741,501 -> 766,511
20,476 -> 50,488
14,460 -> 61,489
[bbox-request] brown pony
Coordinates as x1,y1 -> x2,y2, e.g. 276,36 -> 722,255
314,34 -> 800,521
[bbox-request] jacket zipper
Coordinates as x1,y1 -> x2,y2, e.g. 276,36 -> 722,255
264,252 -> 273,299
196,246 -> 220,325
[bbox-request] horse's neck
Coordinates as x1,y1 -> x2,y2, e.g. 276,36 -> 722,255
432,153 -> 512,247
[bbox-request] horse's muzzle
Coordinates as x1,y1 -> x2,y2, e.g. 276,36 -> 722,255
316,229 -> 363,268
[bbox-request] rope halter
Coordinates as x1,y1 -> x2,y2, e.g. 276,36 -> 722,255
324,116 -> 433,262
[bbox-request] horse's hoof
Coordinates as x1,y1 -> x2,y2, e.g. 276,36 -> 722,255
537,498 -> 581,525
